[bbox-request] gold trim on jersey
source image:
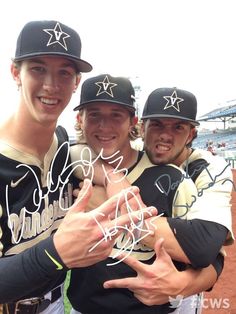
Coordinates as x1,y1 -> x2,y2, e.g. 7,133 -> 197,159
126,153 -> 155,184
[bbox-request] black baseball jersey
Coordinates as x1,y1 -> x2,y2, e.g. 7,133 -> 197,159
68,151 -> 199,314
0,126 -> 72,302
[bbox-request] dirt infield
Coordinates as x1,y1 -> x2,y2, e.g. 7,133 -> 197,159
202,169 -> 236,314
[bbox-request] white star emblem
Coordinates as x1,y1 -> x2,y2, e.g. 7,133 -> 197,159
163,91 -> 184,112
43,22 -> 70,51
95,75 -> 118,97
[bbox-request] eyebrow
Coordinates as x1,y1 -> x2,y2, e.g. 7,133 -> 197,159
28,58 -> 76,69
87,107 -> 126,113
152,119 -> 189,125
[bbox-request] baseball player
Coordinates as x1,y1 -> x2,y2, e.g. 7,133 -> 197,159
103,87 -> 234,313
68,75 -> 232,314
0,22 -> 149,314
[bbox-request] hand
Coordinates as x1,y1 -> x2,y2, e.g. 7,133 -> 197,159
81,182 -> 107,212
105,172 -> 147,217
103,238 -> 185,306
54,179 -> 157,268
74,182 -> 107,212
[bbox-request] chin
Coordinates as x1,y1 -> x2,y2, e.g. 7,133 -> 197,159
151,155 -> 171,165
97,148 -> 114,158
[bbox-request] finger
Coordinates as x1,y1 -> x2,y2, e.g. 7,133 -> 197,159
70,179 -> 93,212
95,186 -> 140,217
120,192 -> 146,216
153,238 -> 174,265
79,181 -> 84,189
110,206 -> 157,234
114,252 -> 147,274
104,277 -> 137,289
72,188 -> 80,197
109,239 -> 165,276
154,237 -> 165,256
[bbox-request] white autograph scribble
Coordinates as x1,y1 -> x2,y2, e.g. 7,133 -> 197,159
5,143 -> 128,244
5,143 -> 233,251
71,146 -> 128,203
88,186 -> 162,266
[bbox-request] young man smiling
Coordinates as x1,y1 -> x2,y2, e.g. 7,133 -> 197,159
0,22 -> 149,314
68,77 -> 231,314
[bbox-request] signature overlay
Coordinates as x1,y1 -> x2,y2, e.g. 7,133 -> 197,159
88,186 -> 162,266
4,143 -> 234,262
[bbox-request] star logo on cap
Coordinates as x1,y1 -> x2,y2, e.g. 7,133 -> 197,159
95,75 -> 118,98
163,90 -> 184,112
43,22 -> 70,51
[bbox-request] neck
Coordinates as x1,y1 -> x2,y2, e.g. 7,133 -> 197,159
111,147 -> 139,170
0,115 -> 56,161
174,147 -> 192,166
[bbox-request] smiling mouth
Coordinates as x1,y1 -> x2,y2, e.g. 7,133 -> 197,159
96,135 -> 116,142
40,97 -> 59,106
156,144 -> 171,152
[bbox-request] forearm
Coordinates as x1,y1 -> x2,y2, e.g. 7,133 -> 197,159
179,264 -> 217,297
142,217 -> 190,264
106,175 -> 190,263
0,236 -> 67,302
167,218 -> 228,268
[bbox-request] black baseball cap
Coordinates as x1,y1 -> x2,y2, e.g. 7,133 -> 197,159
141,87 -> 199,126
13,20 -> 92,73
73,74 -> 136,112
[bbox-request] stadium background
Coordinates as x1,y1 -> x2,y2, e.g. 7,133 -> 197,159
194,103 -> 236,313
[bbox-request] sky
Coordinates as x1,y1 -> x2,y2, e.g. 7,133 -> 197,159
1,0 -> 236,134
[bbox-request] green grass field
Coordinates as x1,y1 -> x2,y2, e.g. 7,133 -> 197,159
64,271 -> 72,314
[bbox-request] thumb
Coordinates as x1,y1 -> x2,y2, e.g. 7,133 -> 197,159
71,179 -> 92,212
154,238 -> 175,266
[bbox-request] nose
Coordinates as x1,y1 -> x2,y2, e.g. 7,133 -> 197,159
159,127 -> 173,142
98,116 -> 111,129
43,74 -> 59,93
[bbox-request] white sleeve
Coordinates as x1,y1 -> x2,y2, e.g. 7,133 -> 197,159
183,158 -> 234,245
172,173 -> 199,219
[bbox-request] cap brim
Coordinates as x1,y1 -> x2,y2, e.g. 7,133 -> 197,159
141,114 -> 200,126
13,52 -> 92,73
73,99 -> 136,112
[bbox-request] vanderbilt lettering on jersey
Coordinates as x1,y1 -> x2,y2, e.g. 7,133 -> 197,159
111,230 -> 155,261
0,129 -> 74,257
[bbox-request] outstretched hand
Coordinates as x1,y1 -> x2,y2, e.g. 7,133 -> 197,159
103,238 -> 185,306
54,179 -> 157,269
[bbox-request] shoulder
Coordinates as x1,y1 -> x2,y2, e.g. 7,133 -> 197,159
55,125 -> 69,141
183,148 -> 232,181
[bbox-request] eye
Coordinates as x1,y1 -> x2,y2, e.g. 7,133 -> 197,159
175,124 -> 185,131
88,112 -> 100,118
31,66 -> 46,74
150,121 -> 162,128
111,112 -> 123,118
59,69 -> 74,78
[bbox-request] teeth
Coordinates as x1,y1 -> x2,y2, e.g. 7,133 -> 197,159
157,145 -> 170,151
40,97 -> 58,105
97,136 -> 114,141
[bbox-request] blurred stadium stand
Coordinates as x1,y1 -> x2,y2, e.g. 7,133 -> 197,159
195,102 -> 236,166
